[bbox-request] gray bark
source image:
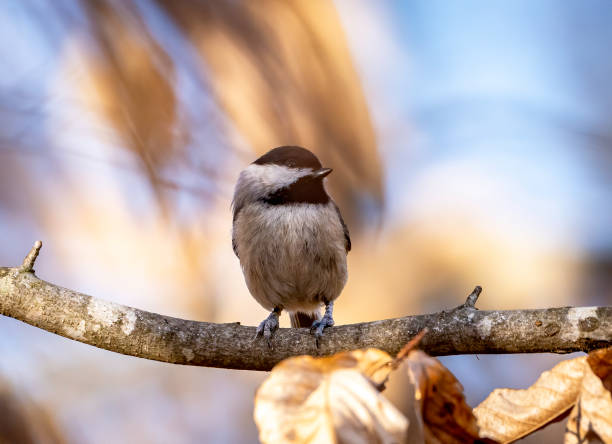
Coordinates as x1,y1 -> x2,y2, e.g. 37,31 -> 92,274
1,242 -> 611,371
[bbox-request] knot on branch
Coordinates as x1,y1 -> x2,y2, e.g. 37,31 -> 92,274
18,241 -> 42,273
464,285 -> 482,308
454,286 -> 482,310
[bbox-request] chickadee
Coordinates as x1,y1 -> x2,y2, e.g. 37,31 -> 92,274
232,146 -> 350,346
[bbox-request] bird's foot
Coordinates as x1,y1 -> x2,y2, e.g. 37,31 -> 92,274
310,313 -> 334,348
255,309 -> 280,348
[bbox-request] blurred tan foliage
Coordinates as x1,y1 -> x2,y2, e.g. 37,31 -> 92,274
72,0 -> 383,224
0,377 -> 65,444
80,1 -> 183,204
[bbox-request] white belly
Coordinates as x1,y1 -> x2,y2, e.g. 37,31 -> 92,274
233,202 -> 348,312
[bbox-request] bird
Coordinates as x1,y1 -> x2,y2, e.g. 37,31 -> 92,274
231,146 -> 351,347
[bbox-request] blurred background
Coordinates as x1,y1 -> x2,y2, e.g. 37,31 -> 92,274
0,0 -> 611,442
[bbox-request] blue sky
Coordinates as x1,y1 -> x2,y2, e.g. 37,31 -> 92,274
337,0 -> 612,253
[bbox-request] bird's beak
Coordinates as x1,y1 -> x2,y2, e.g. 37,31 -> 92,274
310,168 -> 333,179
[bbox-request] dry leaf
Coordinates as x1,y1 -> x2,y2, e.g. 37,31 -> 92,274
565,348 -> 612,444
405,350 -> 485,444
474,356 -> 586,443
254,349 -> 407,444
321,348 -> 395,387
475,348 -> 612,443
587,347 -> 612,393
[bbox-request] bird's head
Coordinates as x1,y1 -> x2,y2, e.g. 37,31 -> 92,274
233,146 -> 333,213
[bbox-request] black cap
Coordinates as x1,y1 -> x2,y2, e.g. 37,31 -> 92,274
253,146 -> 322,170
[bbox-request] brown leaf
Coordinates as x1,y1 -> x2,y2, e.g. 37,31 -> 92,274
405,350 -> 485,444
565,348 -> 612,444
474,349 -> 612,443
254,349 -> 407,444
322,348 -> 395,387
474,356 -> 586,443
587,347 -> 612,394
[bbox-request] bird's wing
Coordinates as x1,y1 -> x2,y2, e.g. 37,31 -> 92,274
232,235 -> 239,258
333,202 -> 351,253
231,198 -> 245,258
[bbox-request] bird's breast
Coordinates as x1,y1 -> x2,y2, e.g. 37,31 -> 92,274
233,202 -> 348,311
235,202 -> 345,258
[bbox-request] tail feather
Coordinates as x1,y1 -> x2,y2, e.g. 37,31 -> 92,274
289,311 -> 320,328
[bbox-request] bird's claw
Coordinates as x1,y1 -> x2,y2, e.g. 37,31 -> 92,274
310,314 -> 334,348
255,311 -> 280,348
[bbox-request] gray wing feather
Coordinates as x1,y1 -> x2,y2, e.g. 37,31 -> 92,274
333,202 -> 351,252
231,203 -> 243,258
232,236 -> 239,258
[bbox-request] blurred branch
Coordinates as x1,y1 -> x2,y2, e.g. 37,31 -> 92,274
1,242 -> 611,371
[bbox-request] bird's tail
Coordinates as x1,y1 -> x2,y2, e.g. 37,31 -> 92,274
289,311 -> 320,328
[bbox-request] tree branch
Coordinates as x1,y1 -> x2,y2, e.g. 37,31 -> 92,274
1,242 -> 611,371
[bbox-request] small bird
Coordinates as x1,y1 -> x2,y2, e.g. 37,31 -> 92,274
232,146 -> 350,346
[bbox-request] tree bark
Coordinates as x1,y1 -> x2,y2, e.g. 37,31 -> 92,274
1,242 -> 611,371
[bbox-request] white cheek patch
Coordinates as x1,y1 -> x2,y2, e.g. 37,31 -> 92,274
243,164 -> 312,191
233,163 -> 315,215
